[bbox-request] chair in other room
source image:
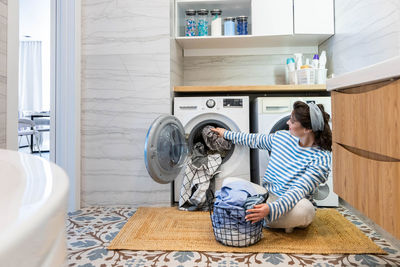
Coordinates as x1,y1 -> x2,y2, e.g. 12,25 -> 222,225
18,118 -> 42,156
33,117 -> 50,151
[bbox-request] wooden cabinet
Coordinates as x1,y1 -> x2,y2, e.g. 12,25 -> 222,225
332,78 -> 400,239
333,143 -> 400,238
332,79 -> 400,159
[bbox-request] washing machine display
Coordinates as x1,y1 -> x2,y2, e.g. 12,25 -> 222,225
251,97 -> 338,207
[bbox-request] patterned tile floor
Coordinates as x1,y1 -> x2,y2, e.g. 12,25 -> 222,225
67,206 -> 400,267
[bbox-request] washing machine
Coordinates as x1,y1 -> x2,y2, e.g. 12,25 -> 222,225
251,96 -> 338,207
144,96 -> 251,203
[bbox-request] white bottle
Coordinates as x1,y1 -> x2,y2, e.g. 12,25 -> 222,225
286,58 -> 296,84
294,53 -> 303,70
305,58 -> 311,68
211,9 -> 222,36
317,51 -> 328,84
312,54 -> 319,69
319,51 -> 327,69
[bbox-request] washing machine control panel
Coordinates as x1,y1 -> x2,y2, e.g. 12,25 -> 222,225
206,99 -> 216,108
223,98 -> 243,107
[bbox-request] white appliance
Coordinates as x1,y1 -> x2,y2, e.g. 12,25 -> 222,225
173,96 -> 251,202
251,96 -> 338,207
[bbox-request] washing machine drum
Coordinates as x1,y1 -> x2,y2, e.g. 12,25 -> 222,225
144,115 -> 188,184
270,115 -> 290,134
186,119 -> 235,163
267,115 -> 290,156
313,184 -> 330,200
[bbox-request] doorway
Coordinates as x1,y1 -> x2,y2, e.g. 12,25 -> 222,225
18,0 -> 51,160
10,0 -> 81,212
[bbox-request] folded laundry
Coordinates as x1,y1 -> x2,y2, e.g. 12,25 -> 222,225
214,180 -> 258,209
212,193 -> 268,233
212,180 -> 268,236
243,193 -> 269,210
211,206 -> 248,234
202,125 -> 232,152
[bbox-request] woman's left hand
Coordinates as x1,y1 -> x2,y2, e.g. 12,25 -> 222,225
245,204 -> 270,223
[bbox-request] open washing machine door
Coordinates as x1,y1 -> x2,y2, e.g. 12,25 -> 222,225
144,115 -> 188,184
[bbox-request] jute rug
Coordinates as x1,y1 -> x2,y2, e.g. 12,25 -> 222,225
108,207 -> 386,254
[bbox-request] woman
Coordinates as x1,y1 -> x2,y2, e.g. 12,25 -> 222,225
211,101 -> 332,233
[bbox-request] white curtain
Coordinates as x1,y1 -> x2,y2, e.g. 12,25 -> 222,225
19,41 -> 43,113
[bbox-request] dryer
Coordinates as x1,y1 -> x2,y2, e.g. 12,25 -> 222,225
251,96 -> 338,207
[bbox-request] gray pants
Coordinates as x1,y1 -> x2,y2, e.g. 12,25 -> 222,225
222,177 -> 316,233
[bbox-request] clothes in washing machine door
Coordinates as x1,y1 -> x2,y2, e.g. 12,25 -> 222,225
144,115 -> 188,184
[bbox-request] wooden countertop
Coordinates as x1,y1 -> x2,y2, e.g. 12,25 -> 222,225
174,84 -> 327,92
327,56 -> 400,91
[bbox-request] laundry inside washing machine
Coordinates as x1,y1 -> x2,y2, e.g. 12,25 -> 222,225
186,120 -> 235,163
178,121 -> 237,210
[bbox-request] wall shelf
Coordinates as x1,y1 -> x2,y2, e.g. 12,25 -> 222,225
175,0 -> 334,56
174,84 -> 327,92
176,34 -> 332,56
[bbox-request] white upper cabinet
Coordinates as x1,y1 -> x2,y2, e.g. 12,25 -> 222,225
252,0 -> 293,36
175,0 -> 335,56
294,0 -> 334,34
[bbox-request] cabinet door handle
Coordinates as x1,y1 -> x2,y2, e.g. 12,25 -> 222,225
337,143 -> 400,162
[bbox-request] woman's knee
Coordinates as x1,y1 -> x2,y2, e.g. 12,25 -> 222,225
267,199 -> 315,229
294,199 -> 316,226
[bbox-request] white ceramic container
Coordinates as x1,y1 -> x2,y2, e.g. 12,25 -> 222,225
0,149 -> 69,267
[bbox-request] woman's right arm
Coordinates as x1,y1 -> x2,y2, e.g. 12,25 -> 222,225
212,128 -> 274,150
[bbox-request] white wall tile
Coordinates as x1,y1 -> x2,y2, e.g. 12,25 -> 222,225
320,0 -> 400,76
82,0 -> 170,56
184,54 -> 314,86
81,0 -> 172,206
0,0 -> 7,148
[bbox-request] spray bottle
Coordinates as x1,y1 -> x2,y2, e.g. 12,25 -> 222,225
312,54 -> 319,69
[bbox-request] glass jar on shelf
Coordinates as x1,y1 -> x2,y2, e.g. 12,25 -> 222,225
210,9 -> 222,36
197,9 -> 209,36
185,9 -> 196,37
224,17 -> 235,36
236,16 -> 248,35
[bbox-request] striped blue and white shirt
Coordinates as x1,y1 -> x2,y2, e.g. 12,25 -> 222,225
224,130 -> 331,223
